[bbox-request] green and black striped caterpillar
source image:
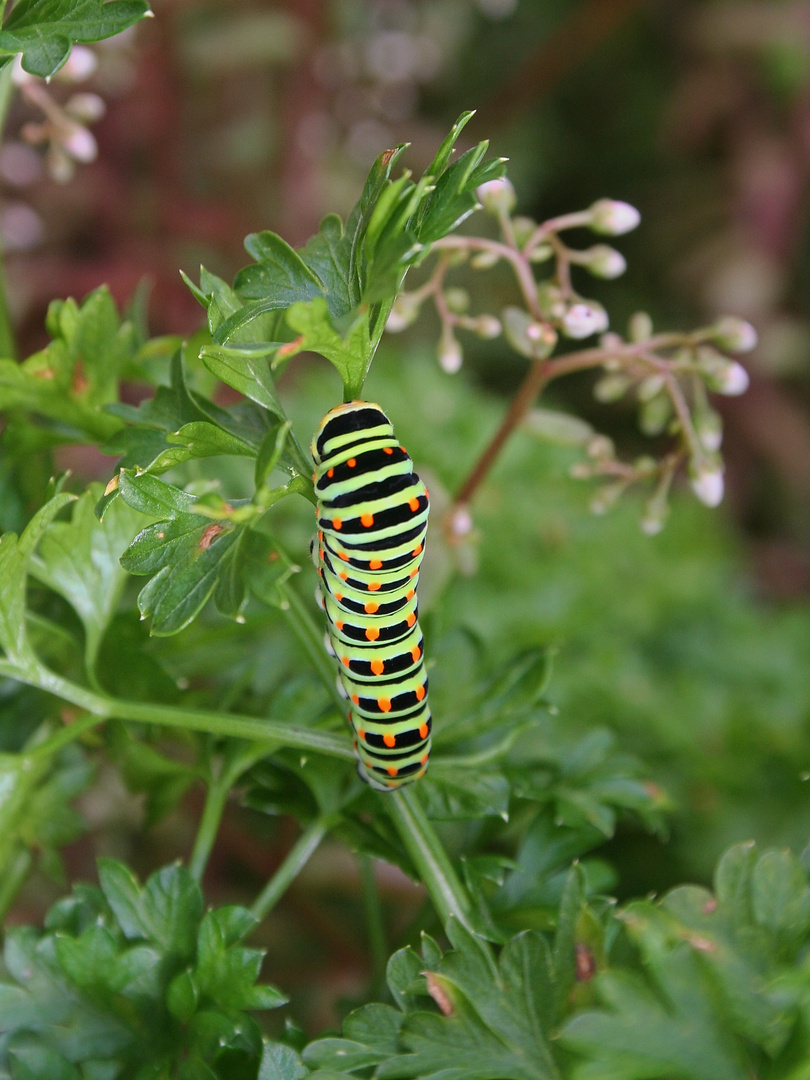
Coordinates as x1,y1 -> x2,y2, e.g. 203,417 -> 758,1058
311,401 -> 431,791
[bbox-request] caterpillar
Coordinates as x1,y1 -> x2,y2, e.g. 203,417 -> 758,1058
311,401 -> 431,791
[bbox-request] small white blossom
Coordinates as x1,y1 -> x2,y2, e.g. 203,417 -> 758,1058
438,332 -> 463,373
62,124 -> 97,163
59,46 -> 98,83
474,314 -> 502,339
449,505 -> 473,537
65,93 -> 106,124
562,301 -> 609,339
584,244 -> 627,279
476,177 -> 516,215
711,316 -> 758,353
708,360 -> 750,396
690,459 -> 724,507
589,198 -> 641,235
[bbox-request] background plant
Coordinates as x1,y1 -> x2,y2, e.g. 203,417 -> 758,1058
0,3 -> 809,1080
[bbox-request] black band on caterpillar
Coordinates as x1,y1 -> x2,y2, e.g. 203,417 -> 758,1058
311,401 -> 431,791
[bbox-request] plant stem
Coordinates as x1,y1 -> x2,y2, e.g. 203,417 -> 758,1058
251,815 -> 332,922
278,581 -> 346,713
0,660 -> 354,760
0,62 -> 16,359
449,334 -> 693,513
0,846 -> 32,922
189,743 -> 272,882
387,787 -> 475,931
360,854 -> 388,982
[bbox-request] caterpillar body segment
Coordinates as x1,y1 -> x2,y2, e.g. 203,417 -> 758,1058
311,401 -> 431,791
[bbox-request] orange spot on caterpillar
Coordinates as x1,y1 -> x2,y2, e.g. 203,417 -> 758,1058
338,551 -> 349,561
361,513 -> 374,528
351,695 -> 359,705
415,684 -> 426,701
383,447 -> 394,455
384,732 -> 396,747
409,568 -> 418,578
411,645 -> 421,662
367,581 -> 381,591
378,697 -> 392,712
312,473 -> 316,483
332,517 -> 342,530
339,570 -> 348,580
413,543 -> 422,556
318,530 -> 323,542
406,589 -> 415,600
364,601 -> 379,614
365,627 -> 380,641
408,497 -> 419,512
335,592 -> 343,601
327,468 -> 334,478
387,766 -> 398,777
419,723 -> 429,739
335,620 -> 344,630
358,728 -> 366,739
421,753 -> 429,765
406,613 -> 416,627
342,657 -> 350,667
347,458 -> 356,468
369,558 -> 383,570
371,659 -> 384,675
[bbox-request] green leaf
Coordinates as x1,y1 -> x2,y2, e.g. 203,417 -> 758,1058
0,0 -> 151,79
283,298 -> 371,400
29,485 -> 143,670
117,470 -> 195,518
418,768 -> 510,821
120,507 -> 245,636
235,231 -> 327,306
0,288 -> 133,442
7,1043 -> 82,1080
258,1042 -> 310,1080
199,343 -> 285,417
0,491 -> 75,665
166,421 -> 255,459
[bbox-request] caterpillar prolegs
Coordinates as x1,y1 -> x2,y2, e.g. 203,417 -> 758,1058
311,402 -> 431,791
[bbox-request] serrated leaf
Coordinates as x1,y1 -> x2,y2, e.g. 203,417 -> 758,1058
258,1042 -> 310,1080
29,485 -> 143,669
199,343 -> 285,416
0,0 -> 151,79
0,491 -> 75,664
283,298 -> 371,400
235,231 -> 326,306
417,768 -> 510,821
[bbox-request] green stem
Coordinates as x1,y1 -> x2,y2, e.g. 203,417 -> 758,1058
0,62 -> 15,359
0,660 -> 354,760
189,743 -> 271,882
279,582 -> 346,713
251,815 -> 332,922
360,854 -> 388,982
387,787 -> 475,931
0,846 -> 32,923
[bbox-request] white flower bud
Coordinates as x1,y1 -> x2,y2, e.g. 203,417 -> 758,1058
471,249 -> 500,269
641,499 -> 669,535
65,92 -> 106,123
593,373 -> 631,403
583,244 -> 627,279
444,287 -> 469,313
637,374 -> 665,402
60,46 -> 98,82
586,434 -> 615,460
561,301 -> 609,340
702,356 -> 750,396
62,124 -> 97,163
527,243 -> 553,264
628,311 -> 653,341
474,314 -> 502,339
710,316 -> 758,353
689,458 -> 724,507
589,199 -> 641,235
511,216 -> 536,246
438,332 -> 463,373
694,407 -> 723,452
476,177 -> 516,215
386,293 -> 420,332
449,505 -> 473,537
503,306 -> 556,358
